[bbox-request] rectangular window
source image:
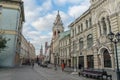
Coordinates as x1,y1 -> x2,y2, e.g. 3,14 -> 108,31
79,38 -> 83,49
89,18 -> 92,27
81,23 -> 83,32
87,55 -> 94,68
86,20 -> 88,28
79,56 -> 84,68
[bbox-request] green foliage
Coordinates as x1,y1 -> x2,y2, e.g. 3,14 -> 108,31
0,35 -> 7,52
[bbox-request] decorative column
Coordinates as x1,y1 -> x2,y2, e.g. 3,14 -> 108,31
84,55 -> 87,68
93,48 -> 99,69
98,21 -> 102,36
105,17 -> 110,34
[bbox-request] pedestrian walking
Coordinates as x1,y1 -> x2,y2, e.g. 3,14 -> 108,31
54,63 -> 57,70
31,60 -> 34,68
78,64 -> 82,76
61,62 -> 65,71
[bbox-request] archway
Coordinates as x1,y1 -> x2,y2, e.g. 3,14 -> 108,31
103,49 -> 112,68
99,47 -> 112,68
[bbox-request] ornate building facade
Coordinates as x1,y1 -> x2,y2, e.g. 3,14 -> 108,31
69,0 -> 120,73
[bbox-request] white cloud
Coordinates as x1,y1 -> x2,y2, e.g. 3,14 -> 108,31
22,0 -> 53,55
42,0 -> 52,11
32,12 -> 55,31
22,0 -> 90,55
68,0 -> 90,18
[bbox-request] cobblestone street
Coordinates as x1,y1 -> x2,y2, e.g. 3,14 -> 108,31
0,64 -> 95,80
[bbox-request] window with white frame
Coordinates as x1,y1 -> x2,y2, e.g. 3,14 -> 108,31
79,38 -> 84,49
81,23 -> 83,32
78,25 -> 80,33
86,20 -> 88,29
101,17 -> 107,35
89,18 -> 92,27
87,34 -> 93,48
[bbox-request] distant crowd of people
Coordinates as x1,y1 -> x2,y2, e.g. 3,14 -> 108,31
24,57 -> 83,73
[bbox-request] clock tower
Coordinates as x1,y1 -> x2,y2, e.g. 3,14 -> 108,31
52,11 -> 64,40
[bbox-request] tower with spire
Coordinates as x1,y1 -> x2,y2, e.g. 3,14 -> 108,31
52,11 -> 64,40
40,44 -> 43,55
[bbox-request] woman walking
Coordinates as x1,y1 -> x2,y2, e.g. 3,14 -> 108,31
61,62 -> 65,71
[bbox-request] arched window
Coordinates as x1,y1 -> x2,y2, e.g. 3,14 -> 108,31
81,23 -> 83,32
98,21 -> 102,35
89,18 -> 92,27
54,31 -> 56,36
79,38 -> 84,49
103,49 -> 112,68
78,25 -> 80,33
101,17 -> 107,35
87,34 -> 93,48
71,29 -> 74,37
86,20 -> 88,29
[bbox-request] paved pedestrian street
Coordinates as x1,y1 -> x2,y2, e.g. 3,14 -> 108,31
0,64 -> 95,80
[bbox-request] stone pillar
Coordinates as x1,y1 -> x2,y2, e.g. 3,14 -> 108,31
71,57 -> 73,68
101,52 -> 104,69
84,55 -> 87,68
105,17 -> 110,34
111,53 -> 115,70
110,13 -> 119,33
77,55 -> 79,69
100,21 -> 104,35
98,21 -> 102,37
93,48 -> 99,69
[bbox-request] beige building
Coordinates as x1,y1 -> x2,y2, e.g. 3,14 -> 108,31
20,35 -> 29,64
50,41 -> 54,64
59,30 -> 71,67
28,42 -> 36,60
69,0 -> 120,73
20,35 -> 36,65
51,11 -> 64,64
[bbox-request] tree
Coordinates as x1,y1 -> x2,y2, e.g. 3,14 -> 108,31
0,35 -> 9,52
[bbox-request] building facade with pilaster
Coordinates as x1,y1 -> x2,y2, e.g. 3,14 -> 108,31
0,0 -> 25,67
59,30 -> 71,67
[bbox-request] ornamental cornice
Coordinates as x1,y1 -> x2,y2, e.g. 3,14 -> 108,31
90,0 -> 107,11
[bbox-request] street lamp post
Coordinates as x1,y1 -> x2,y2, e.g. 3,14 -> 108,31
108,31 -> 120,80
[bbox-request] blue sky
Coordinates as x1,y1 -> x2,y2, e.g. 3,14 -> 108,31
22,0 -> 90,55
